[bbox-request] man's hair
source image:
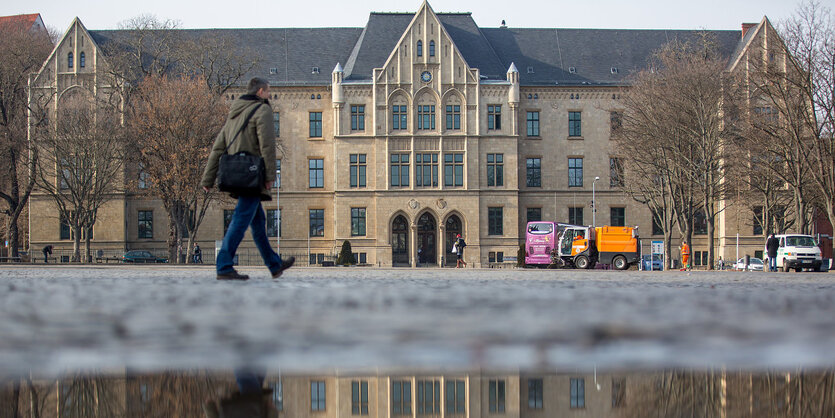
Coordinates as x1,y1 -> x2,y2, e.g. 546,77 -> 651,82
247,77 -> 269,95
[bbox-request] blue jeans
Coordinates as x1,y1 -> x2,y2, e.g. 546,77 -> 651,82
769,256 -> 777,272
216,196 -> 282,274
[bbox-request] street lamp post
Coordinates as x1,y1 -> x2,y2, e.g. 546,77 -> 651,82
592,176 -> 600,227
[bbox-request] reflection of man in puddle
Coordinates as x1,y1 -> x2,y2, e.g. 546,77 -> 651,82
203,369 -> 277,418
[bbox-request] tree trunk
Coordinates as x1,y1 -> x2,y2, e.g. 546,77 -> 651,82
27,375 -> 40,418
72,226 -> 81,262
85,235 -> 92,263
11,378 -> 20,418
707,216 -> 715,271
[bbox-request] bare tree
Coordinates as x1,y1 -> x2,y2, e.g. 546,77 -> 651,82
32,92 -> 125,262
0,18 -> 53,258
126,75 -> 227,263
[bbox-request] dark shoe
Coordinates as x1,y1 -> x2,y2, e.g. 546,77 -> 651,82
271,257 -> 296,278
217,270 -> 249,281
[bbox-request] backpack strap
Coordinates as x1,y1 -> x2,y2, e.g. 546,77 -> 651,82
223,103 -> 263,155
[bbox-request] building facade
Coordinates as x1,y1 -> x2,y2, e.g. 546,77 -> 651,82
28,2 -> 788,267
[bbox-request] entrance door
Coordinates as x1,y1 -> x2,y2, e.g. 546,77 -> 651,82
445,215 -> 462,267
392,215 -> 409,266
417,213 -> 437,266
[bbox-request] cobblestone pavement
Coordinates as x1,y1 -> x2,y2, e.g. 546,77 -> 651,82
0,266 -> 834,376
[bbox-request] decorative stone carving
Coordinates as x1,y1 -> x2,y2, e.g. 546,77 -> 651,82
409,199 -> 420,210
436,198 -> 447,211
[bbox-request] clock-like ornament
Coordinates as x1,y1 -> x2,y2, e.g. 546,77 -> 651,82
420,71 -> 432,82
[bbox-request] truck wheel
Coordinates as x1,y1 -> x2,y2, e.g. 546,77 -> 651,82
613,255 -> 628,270
783,264 -> 790,272
795,267 -> 802,272
575,256 -> 590,269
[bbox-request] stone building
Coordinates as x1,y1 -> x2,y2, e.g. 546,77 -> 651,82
27,2 -> 788,267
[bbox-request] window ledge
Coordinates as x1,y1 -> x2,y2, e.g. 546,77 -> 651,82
526,136 -> 541,140
567,136 -> 584,140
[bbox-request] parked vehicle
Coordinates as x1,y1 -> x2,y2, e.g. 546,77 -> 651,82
642,254 -> 663,271
763,234 -> 824,272
525,222 -> 640,270
122,250 -> 167,263
733,257 -> 764,271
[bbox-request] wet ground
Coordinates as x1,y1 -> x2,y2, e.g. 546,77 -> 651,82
0,266 -> 834,376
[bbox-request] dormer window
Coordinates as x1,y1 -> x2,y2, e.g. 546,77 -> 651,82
610,67 -> 618,74
80,52 -> 85,68
311,67 -> 320,74
417,40 -> 423,57
569,67 -> 576,74
527,66 -> 534,74
68,52 -> 73,69
429,40 -> 435,57
270,68 -> 277,74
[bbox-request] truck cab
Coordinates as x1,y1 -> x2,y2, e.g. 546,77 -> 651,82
765,234 -> 824,272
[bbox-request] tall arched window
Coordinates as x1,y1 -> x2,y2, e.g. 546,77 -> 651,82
79,52 -> 85,68
429,41 -> 435,57
416,40 -> 423,57
67,52 -> 73,69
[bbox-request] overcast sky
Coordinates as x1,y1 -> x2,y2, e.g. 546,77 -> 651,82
3,0 -> 801,32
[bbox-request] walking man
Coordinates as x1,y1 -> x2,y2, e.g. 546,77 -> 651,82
42,244 -> 53,263
201,77 -> 294,280
454,233 -> 467,268
680,240 -> 690,271
766,233 -> 779,272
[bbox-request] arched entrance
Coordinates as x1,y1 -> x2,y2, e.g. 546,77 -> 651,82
417,212 -> 437,267
392,215 -> 409,266
445,215 -> 463,267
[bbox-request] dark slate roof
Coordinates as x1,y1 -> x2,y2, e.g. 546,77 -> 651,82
482,28 -> 742,85
90,28 -> 362,86
88,14 -> 746,87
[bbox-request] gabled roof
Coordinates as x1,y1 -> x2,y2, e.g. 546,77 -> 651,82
0,13 -> 43,30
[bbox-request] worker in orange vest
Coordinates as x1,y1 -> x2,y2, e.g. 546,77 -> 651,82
680,240 -> 691,271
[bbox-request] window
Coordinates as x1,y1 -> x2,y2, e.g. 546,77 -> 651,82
352,381 -> 369,415
309,112 -> 322,137
487,153 -> 503,186
391,380 -> 412,415
528,379 -> 543,409
223,210 -> 233,234
488,207 -> 503,235
138,163 -> 150,189
417,105 -> 436,130
60,215 -> 71,240
694,251 -> 708,266
612,377 -> 626,408
489,380 -> 506,413
392,105 -> 408,130
569,111 -> 582,137
652,211 -> 663,235
527,208 -> 542,223
68,52 -> 73,69
610,111 -> 622,134
429,40 -> 435,57
138,210 -> 153,239
350,154 -> 366,188
444,153 -> 464,187
694,209 -> 707,235
445,380 -> 466,414
351,105 -> 365,131
569,207 -> 584,225
753,206 -> 764,235
273,111 -> 280,136
390,153 -> 410,187
351,208 -> 366,236
353,252 -> 367,264
309,253 -> 325,265
611,207 -> 625,227
58,158 -> 70,190
311,381 -> 326,411
488,105 -> 502,130
309,159 -> 324,188
267,209 -> 280,237
415,153 -> 439,187
610,157 -> 624,187
280,160 -> 281,187
568,157 -> 583,187
526,158 -> 541,187
527,111 -> 540,136
309,209 -> 324,237
417,380 -> 441,414
488,252 -> 504,262
79,52 -> 85,68
417,40 -> 423,57
445,105 -> 461,130
570,378 -> 585,408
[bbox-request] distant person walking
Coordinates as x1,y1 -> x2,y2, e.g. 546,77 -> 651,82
42,244 -> 53,263
454,233 -> 467,268
201,77 -> 294,280
766,233 -> 779,272
193,244 -> 203,264
680,240 -> 690,271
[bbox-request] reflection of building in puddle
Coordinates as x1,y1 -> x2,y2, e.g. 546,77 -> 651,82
1,369 -> 833,417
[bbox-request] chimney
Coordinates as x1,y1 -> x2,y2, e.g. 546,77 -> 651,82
741,23 -> 757,39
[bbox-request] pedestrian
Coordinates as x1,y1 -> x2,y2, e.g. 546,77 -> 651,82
766,233 -> 779,272
716,256 -> 723,271
201,77 -> 294,280
454,233 -> 467,268
193,244 -> 203,264
680,240 -> 690,271
203,368 -> 278,418
42,244 -> 53,263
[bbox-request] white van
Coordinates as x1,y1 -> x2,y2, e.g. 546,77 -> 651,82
764,234 -> 824,272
